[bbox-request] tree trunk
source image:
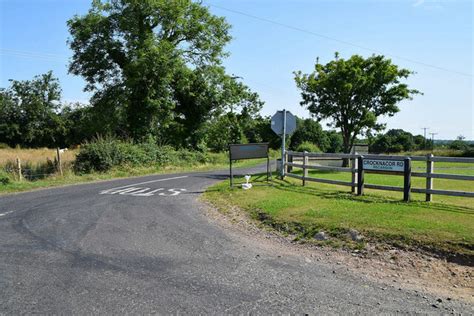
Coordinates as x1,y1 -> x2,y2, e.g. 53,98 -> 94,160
342,135 -> 351,167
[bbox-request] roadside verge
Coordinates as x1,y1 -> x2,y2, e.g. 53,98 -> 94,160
203,174 -> 474,265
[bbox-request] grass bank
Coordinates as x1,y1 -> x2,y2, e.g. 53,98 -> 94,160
204,170 -> 474,264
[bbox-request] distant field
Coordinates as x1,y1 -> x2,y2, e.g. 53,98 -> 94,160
204,164 -> 474,261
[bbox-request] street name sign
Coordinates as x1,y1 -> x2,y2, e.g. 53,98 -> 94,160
363,158 -> 405,172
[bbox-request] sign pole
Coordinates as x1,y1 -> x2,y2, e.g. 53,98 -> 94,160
229,150 -> 233,188
281,109 -> 287,179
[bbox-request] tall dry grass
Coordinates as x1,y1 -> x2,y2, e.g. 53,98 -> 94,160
0,148 -> 77,166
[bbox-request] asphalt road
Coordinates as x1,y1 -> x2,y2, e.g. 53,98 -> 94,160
0,166 -> 471,314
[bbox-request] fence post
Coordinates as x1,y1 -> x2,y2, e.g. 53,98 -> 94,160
403,157 -> 411,202
351,155 -> 357,193
357,156 -> 364,195
56,148 -> 63,176
425,153 -> 433,202
303,151 -> 308,186
16,157 -> 22,181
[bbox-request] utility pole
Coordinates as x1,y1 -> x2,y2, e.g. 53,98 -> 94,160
429,132 -> 438,151
421,127 -> 429,149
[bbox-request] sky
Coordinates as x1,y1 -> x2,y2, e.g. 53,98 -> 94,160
0,0 -> 472,140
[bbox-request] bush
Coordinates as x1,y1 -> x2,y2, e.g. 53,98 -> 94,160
74,137 -> 123,173
449,140 -> 468,151
74,136 -> 213,173
295,141 -> 321,153
0,170 -> 10,185
462,148 -> 474,157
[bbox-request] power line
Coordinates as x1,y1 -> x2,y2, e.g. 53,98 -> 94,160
207,2 -> 472,78
0,49 -> 68,63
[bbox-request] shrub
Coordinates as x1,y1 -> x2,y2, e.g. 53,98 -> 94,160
296,141 -> 321,153
449,140 -> 468,151
74,137 -> 123,173
0,170 -> 10,185
462,148 -> 474,157
74,137 -> 213,173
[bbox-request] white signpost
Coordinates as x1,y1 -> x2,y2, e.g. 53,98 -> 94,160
271,110 -> 297,178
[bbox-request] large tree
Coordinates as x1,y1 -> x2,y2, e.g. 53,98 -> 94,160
170,65 -> 262,149
0,72 -> 65,147
294,53 -> 420,154
68,0 -> 258,142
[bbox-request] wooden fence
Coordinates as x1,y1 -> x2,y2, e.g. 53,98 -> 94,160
284,151 -> 474,201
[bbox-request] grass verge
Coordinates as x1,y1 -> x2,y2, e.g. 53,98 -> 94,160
204,172 -> 474,265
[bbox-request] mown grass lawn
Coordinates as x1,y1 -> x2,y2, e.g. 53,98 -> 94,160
204,168 -> 474,260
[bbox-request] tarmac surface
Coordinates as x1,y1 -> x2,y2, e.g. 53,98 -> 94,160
0,166 -> 472,314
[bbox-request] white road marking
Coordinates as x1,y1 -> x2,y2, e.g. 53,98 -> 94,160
100,175 -> 188,195
101,187 -> 186,197
0,211 -> 14,217
163,188 -> 187,196
133,188 -> 165,197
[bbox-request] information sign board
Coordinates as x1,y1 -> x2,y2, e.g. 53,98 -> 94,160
229,143 -> 269,160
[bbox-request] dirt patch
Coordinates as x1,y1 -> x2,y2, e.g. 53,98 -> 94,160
200,199 -> 474,304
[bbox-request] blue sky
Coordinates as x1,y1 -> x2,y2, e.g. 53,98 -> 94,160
0,0 -> 472,139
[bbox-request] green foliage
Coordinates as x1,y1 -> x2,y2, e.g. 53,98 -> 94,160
0,170 -> 10,185
0,71 -> 64,147
60,103 -> 97,146
325,131 -> 343,153
449,139 -> 468,151
67,0 -> 262,143
462,147 -> 474,157
22,159 -> 57,180
295,141 -> 321,153
371,129 -> 424,153
294,53 -> 420,153
206,113 -> 247,152
74,136 -> 210,173
290,118 -> 327,151
245,116 -> 281,149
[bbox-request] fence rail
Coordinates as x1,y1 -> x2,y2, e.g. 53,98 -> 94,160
284,151 -> 474,202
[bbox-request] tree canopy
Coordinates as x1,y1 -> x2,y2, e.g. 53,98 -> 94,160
294,53 -> 420,153
68,0 -> 261,144
0,72 -> 66,147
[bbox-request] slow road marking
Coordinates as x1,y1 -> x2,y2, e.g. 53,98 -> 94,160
99,175 -> 188,197
100,187 -> 186,197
